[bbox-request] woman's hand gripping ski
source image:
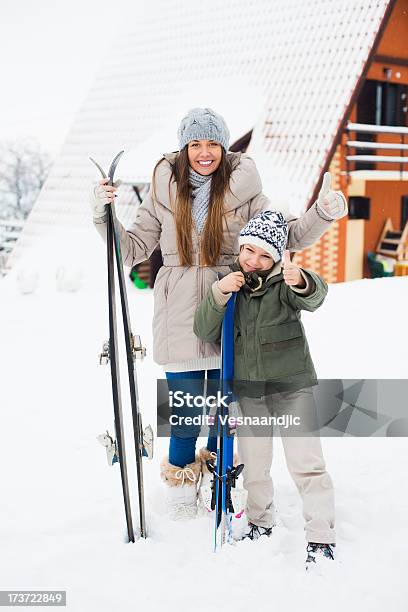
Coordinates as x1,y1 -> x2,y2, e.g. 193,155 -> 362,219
90,177 -> 122,219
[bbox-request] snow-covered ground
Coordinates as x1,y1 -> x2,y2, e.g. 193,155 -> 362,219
1,246 -> 407,612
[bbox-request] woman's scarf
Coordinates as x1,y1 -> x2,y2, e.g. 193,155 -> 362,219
189,168 -> 212,233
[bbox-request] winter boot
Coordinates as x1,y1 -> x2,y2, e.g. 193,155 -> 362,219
305,542 -> 335,572
242,522 -> 274,541
160,456 -> 201,521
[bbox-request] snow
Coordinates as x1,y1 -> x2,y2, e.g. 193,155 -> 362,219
1,245 -> 407,611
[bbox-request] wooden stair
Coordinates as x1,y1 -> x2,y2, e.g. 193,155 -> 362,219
376,218 -> 408,261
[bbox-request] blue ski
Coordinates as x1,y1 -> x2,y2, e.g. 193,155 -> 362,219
210,294 -> 244,550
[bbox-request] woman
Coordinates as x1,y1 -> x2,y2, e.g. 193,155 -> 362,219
90,107 -> 347,520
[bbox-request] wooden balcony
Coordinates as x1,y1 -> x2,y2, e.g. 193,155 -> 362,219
345,122 -> 408,181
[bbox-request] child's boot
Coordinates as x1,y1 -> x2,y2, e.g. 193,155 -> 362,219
242,522 -> 274,541
305,542 -> 335,573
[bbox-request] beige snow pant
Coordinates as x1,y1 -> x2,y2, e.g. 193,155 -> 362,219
237,388 -> 336,544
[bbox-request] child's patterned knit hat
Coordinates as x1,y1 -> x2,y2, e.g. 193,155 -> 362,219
177,108 -> 230,152
239,211 -> 288,262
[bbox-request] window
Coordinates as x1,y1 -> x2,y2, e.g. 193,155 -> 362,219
355,79 -> 408,170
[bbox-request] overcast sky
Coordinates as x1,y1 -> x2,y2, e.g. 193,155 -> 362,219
0,0 -> 138,156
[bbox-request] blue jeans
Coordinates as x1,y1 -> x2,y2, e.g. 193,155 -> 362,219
165,369 -> 220,468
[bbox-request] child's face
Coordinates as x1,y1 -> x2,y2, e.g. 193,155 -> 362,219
239,244 -> 275,272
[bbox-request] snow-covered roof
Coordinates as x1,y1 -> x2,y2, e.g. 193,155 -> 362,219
10,0 -> 392,264
118,78 -> 267,183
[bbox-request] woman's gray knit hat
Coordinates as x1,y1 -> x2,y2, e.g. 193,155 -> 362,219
177,107 -> 230,152
239,211 -> 288,262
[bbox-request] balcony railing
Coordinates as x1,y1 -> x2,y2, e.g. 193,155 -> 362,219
345,122 -> 408,180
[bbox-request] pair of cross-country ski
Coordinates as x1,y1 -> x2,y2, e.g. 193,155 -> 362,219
90,152 -> 242,550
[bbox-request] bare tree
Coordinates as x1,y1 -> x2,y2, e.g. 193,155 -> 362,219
0,139 -> 52,219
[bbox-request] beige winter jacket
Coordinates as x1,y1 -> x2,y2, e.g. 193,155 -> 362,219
93,151 -> 333,371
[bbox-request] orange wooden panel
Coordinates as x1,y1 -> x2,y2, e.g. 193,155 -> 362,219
368,62 -> 408,84
375,0 -> 408,60
293,218 -> 346,284
394,261 -> 408,276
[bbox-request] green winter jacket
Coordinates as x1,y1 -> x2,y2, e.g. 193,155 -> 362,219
193,263 -> 328,397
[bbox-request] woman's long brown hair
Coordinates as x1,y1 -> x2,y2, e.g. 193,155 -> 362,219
152,147 -> 233,267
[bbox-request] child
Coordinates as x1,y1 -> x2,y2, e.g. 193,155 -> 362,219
193,210 -> 336,570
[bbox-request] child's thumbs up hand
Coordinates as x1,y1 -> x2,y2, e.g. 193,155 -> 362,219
316,171 -> 348,220
282,250 -> 302,286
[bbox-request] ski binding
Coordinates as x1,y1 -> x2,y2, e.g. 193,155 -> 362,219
97,430 -> 119,465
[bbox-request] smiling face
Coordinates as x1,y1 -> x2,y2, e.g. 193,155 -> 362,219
239,244 -> 275,272
187,140 -> 223,175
